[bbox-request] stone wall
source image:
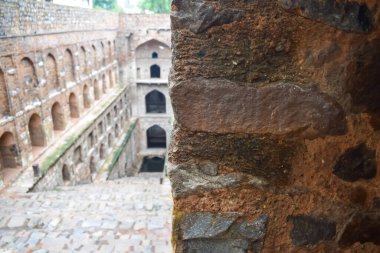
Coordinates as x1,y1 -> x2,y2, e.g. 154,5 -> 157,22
107,118 -> 139,180
30,88 -> 129,192
0,0 -> 118,37
169,0 -> 380,252
0,0 -> 120,185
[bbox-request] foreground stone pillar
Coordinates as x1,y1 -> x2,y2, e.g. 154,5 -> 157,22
168,0 -> 380,252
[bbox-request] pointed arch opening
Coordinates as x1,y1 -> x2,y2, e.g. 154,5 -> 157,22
147,125 -> 166,148
0,132 -> 18,169
69,93 -> 79,118
64,49 -> 75,83
152,52 -> 158,58
99,144 -> 106,159
90,156 -> 96,174
83,84 -> 91,109
94,79 -> 100,100
62,164 -> 70,182
28,114 -> 45,147
51,102 -> 65,131
92,45 -> 97,69
140,156 -> 165,173
0,69 -> 10,116
145,90 -> 166,113
109,71 -> 113,88
108,133 -> 113,147
46,54 -> 59,91
102,74 -> 107,93
150,64 -> 160,78
80,46 -> 87,75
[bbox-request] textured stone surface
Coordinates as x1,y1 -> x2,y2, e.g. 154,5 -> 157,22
168,162 -> 243,197
177,212 -> 268,253
170,0 -> 380,252
279,0 -> 374,33
169,128 -> 296,185
288,215 -> 336,246
181,213 -> 238,240
171,0 -> 243,34
333,143 -> 377,182
171,78 -> 346,139
183,239 -> 249,253
339,212 -> 380,247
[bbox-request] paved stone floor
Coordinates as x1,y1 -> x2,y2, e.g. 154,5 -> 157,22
0,174 -> 173,253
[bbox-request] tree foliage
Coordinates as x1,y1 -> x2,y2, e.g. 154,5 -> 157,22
93,0 -> 123,12
138,0 -> 171,13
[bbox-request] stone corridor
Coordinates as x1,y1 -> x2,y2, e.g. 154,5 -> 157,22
0,174 -> 172,253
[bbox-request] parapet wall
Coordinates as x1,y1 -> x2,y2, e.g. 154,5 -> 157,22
0,0 -> 119,37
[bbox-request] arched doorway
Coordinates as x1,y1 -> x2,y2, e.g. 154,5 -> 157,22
102,74 -> 107,93
94,79 -> 100,100
90,156 -> 96,174
145,90 -> 166,113
51,102 -> 65,131
115,124 -> 119,137
64,49 -> 75,83
146,125 -> 166,148
69,93 -> 79,118
80,46 -> 86,75
62,164 -> 70,182
0,132 -> 18,169
28,114 -> 45,147
109,71 -> 113,88
140,156 -> 165,172
99,144 -> 106,159
150,64 -> 160,78
46,54 -> 59,91
108,133 -> 113,147
0,69 -> 10,116
83,84 -> 91,109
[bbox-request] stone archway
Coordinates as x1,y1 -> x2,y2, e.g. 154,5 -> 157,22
146,125 -> 166,148
83,84 -> 91,109
145,90 -> 166,113
62,164 -> 70,182
51,102 -> 65,131
150,64 -> 160,78
69,93 -> 79,118
99,144 -> 106,159
28,114 -> 45,147
94,79 -> 100,100
0,132 -> 18,169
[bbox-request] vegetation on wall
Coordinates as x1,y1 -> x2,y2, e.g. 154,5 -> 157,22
138,0 -> 171,14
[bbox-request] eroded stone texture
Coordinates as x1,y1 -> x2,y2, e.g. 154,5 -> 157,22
176,212 -> 268,253
171,0 -> 243,34
168,162 -> 243,197
288,215 -> 336,246
333,143 -> 377,182
169,128 -> 297,185
171,78 -> 346,139
170,0 -> 380,252
279,0 -> 374,33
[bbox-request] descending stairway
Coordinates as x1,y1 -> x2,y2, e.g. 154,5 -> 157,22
0,174 -> 173,253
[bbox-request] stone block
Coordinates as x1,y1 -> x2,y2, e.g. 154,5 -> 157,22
288,215 -> 336,246
171,78 -> 346,139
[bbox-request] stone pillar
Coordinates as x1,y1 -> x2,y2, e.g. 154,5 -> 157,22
169,0 -> 380,252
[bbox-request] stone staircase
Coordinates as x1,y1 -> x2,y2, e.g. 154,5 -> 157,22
0,174 -> 173,253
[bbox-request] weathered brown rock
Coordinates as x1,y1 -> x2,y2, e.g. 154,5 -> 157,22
171,78 -> 346,139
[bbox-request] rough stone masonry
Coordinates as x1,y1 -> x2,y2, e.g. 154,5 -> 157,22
168,0 -> 380,252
